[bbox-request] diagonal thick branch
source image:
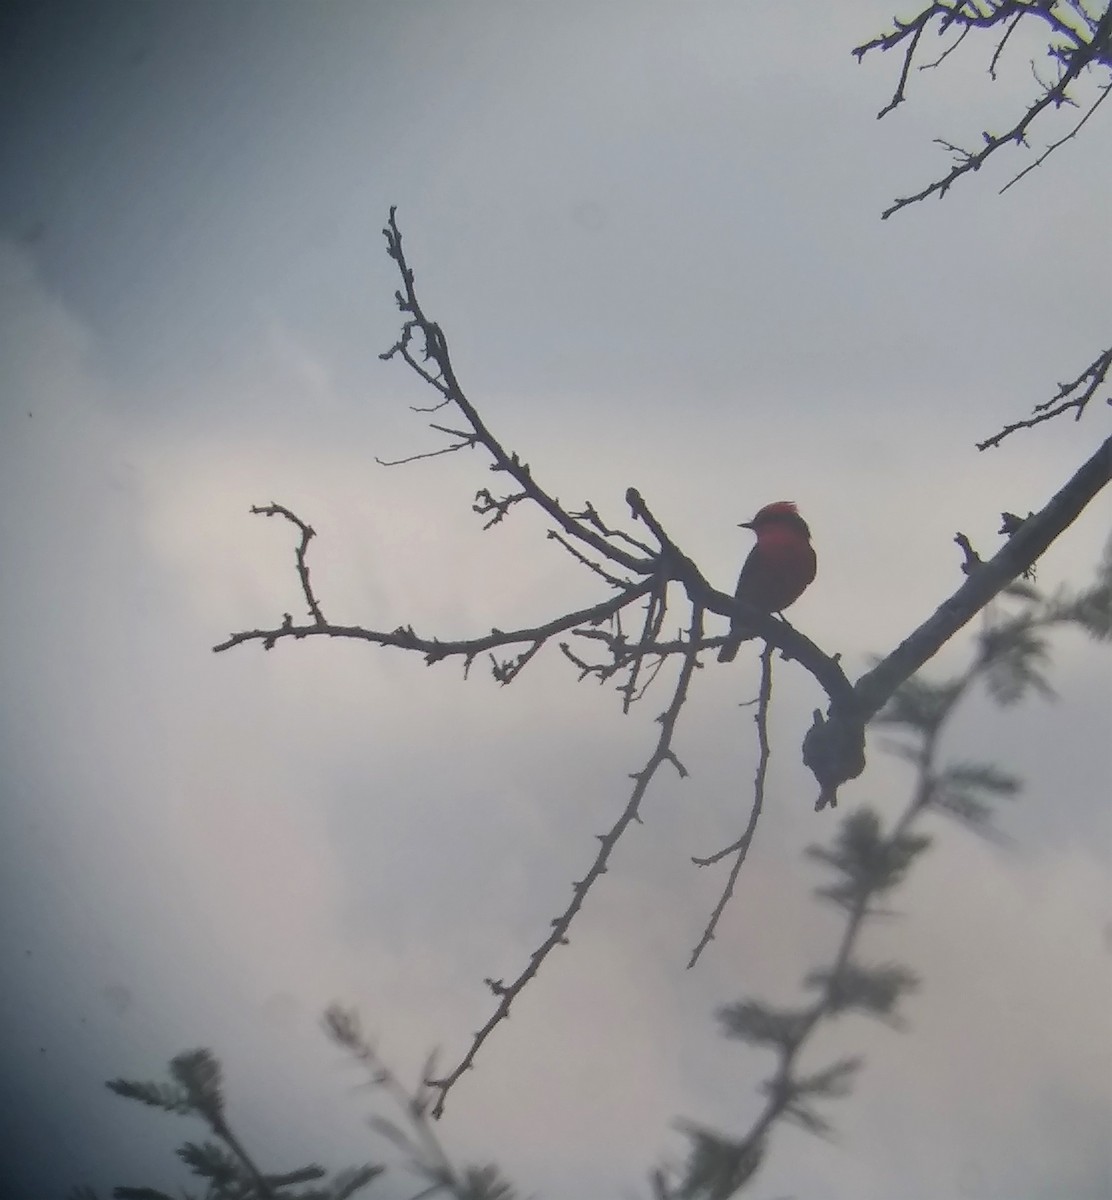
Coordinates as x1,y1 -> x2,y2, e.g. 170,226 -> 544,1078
806,432 -> 1111,808
853,433 -> 1111,718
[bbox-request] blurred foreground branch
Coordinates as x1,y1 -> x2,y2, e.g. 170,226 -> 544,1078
654,548 -> 1111,1196
101,1049 -> 381,1200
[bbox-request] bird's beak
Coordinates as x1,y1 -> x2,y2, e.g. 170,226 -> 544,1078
738,520 -> 754,530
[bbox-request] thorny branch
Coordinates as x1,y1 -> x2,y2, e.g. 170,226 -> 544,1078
686,642 -> 776,969
217,211 -> 1111,1113
378,207 -> 652,577
855,1 -> 1112,218
852,432 -> 1112,720
213,552 -> 656,666
977,344 -> 1112,449
860,4 -> 1110,463
426,604 -> 706,1118
251,503 -> 326,627
1000,76 -> 1112,193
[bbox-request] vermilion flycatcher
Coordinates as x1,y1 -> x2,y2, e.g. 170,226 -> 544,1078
718,501 -> 816,663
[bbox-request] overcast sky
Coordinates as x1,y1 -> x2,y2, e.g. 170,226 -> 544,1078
1,3 -> 1110,1198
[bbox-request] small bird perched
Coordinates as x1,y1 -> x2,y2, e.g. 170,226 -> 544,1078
718,501 -> 817,663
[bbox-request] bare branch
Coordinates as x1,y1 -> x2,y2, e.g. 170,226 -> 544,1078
214,574 -> 656,663
250,503 -> 326,626
989,10 -> 1025,80
855,1 -> 1112,218
375,436 -> 477,468
427,604 -> 707,1117
862,11 -> 931,117
852,433 -> 1112,718
472,486 -> 531,529
378,208 -> 653,574
215,209 -> 1112,1128
1000,78 -> 1112,191
978,344 -> 1112,448
228,217 -> 1110,814
687,642 -> 776,968
801,432 -> 1111,807
918,22 -> 971,73
616,581 -> 670,714
570,500 -> 656,556
489,639 -> 544,685
545,529 -> 635,589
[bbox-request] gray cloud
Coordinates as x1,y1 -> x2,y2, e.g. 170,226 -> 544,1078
1,3 -> 1109,1197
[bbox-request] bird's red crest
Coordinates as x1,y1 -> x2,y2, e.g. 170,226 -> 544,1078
752,501 -> 799,522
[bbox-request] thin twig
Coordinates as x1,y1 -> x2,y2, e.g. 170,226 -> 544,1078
250,503 -> 326,626
1000,79 -> 1112,193
687,642 -> 776,968
546,528 -> 635,589
214,570 -> 656,664
427,604 -> 706,1117
918,22 -> 970,73
978,345 -> 1112,449
618,581 -> 669,714
988,10 -> 1024,79
872,16 -> 929,116
379,209 -> 653,575
855,1 -> 1112,219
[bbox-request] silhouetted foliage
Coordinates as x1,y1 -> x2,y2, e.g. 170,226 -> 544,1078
652,557 -> 1110,1196
102,1049 -> 381,1200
